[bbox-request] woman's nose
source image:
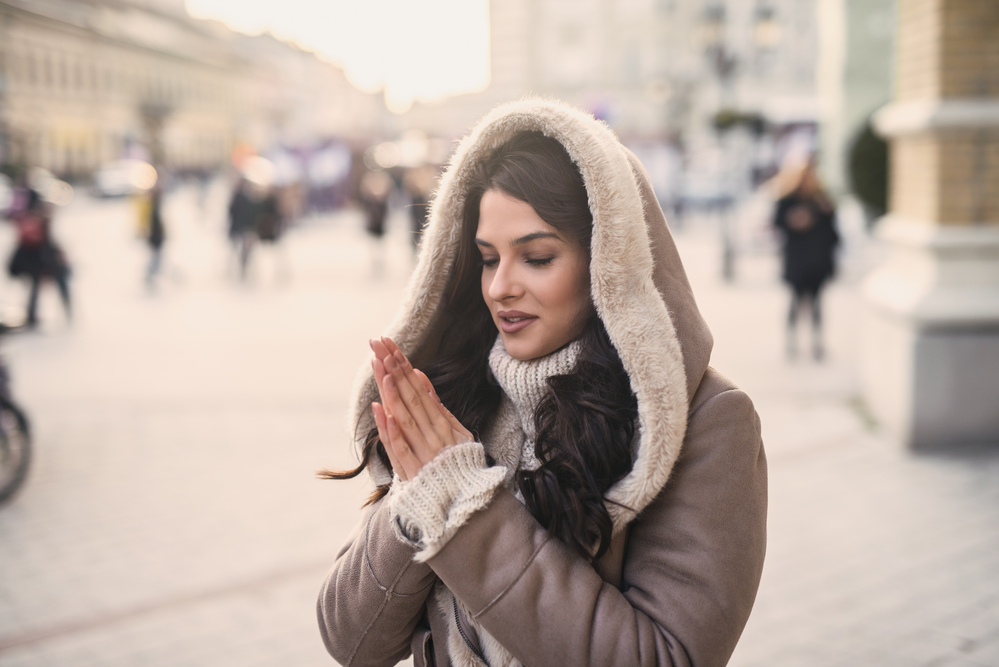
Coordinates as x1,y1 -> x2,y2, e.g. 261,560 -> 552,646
487,261 -> 523,301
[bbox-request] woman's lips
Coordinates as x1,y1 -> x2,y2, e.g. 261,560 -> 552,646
497,311 -> 537,334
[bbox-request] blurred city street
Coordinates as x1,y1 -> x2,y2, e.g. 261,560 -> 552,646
0,0 -> 996,664
0,184 -> 995,667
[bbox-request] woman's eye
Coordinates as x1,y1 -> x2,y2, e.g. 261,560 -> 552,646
526,257 -> 554,267
480,257 -> 499,268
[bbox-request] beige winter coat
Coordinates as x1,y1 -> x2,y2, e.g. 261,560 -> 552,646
318,99 -> 767,667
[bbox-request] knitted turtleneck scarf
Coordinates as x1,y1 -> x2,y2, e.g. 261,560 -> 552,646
488,334 -> 582,472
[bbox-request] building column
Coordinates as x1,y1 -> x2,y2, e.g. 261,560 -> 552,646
863,0 -> 999,447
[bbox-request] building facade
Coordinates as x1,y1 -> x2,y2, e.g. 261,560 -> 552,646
863,0 -> 999,448
404,0 -> 820,146
816,0 -> 896,197
0,0 -> 385,178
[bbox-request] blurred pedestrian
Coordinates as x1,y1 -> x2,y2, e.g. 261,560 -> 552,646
255,187 -> 284,244
229,157 -> 279,283
227,177 -> 262,281
358,169 -> 393,277
254,186 -> 291,284
772,158 -> 840,361
143,184 -> 166,290
5,175 -> 71,328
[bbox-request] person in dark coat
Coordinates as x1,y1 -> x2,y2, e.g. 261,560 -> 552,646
144,185 -> 166,289
6,180 -> 71,328
773,160 -> 840,360
254,188 -> 292,284
358,169 -> 393,277
255,191 -> 283,244
228,178 -> 262,281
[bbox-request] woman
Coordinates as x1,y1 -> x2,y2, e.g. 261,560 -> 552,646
318,100 -> 767,667
772,159 -> 840,361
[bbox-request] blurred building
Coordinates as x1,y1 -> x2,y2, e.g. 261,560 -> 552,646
816,0 -> 896,197
403,0 -> 820,145
0,0 -> 385,179
863,0 -> 999,448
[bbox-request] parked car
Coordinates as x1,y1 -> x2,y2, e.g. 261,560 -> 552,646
91,159 -> 157,198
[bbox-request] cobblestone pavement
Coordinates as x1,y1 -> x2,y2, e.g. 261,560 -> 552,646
0,186 -> 996,667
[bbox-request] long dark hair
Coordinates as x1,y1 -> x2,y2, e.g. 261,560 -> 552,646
323,131 -> 638,559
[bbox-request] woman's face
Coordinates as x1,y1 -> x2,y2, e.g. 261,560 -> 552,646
476,189 -> 593,361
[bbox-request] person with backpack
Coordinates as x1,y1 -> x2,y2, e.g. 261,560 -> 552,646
6,177 -> 71,329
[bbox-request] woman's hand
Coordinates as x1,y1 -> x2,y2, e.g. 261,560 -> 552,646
369,337 -> 473,480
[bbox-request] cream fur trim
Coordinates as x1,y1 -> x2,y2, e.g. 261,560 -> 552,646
435,584 -> 523,667
347,98 -> 688,535
434,584 -> 488,667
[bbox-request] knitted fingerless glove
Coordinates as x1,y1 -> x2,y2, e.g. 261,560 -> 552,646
387,441 -> 506,562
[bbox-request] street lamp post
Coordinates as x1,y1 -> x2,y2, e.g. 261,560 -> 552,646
700,5 -> 738,281
699,3 -> 782,282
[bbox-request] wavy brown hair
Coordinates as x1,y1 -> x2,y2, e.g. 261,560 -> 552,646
323,131 -> 638,559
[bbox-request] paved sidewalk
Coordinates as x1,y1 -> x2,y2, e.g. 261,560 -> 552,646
0,188 -> 995,667
0,185 -> 404,667
679,217 -> 999,667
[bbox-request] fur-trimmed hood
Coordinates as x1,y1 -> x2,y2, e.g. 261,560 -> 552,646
348,98 -> 713,530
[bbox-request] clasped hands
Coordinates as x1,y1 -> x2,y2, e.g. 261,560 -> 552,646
370,337 -> 474,481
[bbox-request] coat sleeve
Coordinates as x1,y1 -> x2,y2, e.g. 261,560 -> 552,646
317,497 -> 438,666
426,382 -> 767,667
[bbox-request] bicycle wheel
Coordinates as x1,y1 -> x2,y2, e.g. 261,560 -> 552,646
0,398 -> 31,504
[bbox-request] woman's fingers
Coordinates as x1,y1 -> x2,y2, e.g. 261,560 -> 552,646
369,336 -> 474,478
378,336 -> 404,358
382,356 -> 439,444
371,402 -> 405,480
373,339 -> 439,473
415,367 -> 435,396
370,338 -> 392,364
379,336 -> 472,445
414,369 -> 474,442
386,412 -> 422,480
379,340 -> 455,450
371,357 -> 391,408
381,373 -> 441,464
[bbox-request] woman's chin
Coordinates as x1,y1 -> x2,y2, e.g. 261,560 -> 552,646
500,335 -> 533,361
502,335 -> 557,362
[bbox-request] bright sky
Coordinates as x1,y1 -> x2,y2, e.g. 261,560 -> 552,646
185,0 -> 490,114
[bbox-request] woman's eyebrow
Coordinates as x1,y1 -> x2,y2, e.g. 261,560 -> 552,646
512,232 -> 560,246
475,232 -> 561,248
